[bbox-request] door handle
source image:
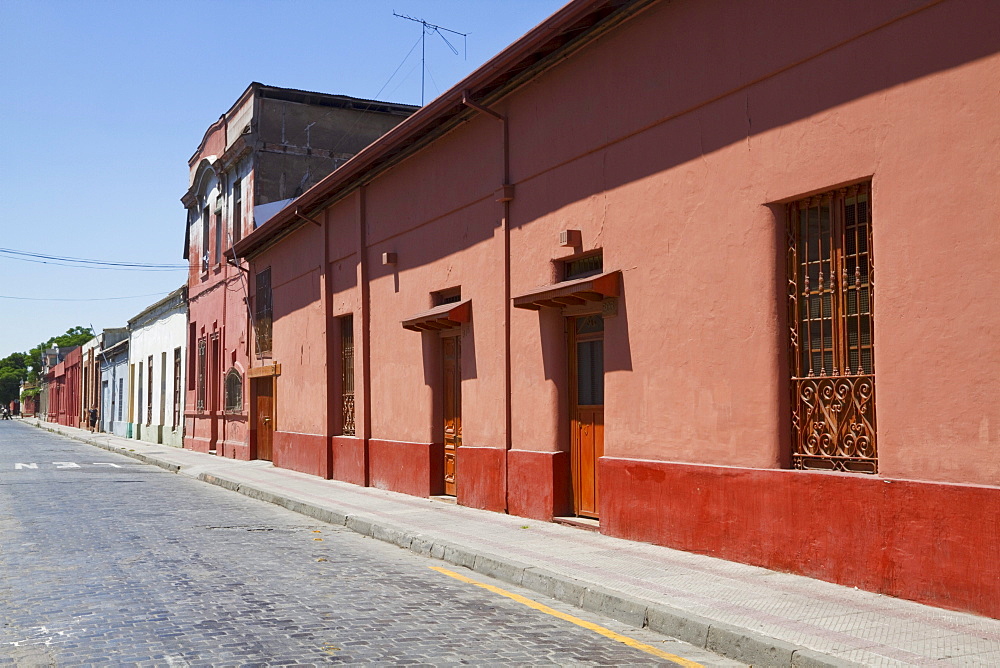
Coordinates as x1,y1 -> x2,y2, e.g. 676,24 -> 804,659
262,416 -> 271,423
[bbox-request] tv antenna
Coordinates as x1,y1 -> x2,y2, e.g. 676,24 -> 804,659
393,12 -> 468,105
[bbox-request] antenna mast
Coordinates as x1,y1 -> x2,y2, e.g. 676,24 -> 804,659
393,12 -> 468,105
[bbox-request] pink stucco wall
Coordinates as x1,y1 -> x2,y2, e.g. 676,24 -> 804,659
184,120 -> 252,459
241,0 -> 1000,615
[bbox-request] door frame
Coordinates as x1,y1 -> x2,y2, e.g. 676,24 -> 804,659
249,365 -> 280,461
567,308 -> 605,519
441,329 -> 462,496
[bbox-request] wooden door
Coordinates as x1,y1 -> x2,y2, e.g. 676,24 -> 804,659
254,378 -> 274,461
442,335 -> 462,496
570,315 -> 604,518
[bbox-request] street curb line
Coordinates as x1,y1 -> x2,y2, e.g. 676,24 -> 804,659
195,471 -> 860,668
24,420 -> 858,668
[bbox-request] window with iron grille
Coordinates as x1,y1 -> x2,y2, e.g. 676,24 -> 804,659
173,348 -> 182,429
224,368 -> 243,413
214,210 -> 223,266
196,338 -> 207,411
187,323 -> 197,390
201,206 -> 210,274
255,268 -> 273,356
341,314 -> 355,436
787,183 -> 876,473
432,287 -> 461,306
563,251 -> 603,280
232,178 -> 243,245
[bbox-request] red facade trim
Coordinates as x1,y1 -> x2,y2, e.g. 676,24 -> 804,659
600,457 -> 1000,617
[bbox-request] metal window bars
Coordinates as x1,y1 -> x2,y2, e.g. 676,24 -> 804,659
787,183 -> 876,473
341,315 -> 355,436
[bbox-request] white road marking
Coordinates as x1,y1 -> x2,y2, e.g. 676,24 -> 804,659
2,625 -> 82,647
12,462 -> 126,470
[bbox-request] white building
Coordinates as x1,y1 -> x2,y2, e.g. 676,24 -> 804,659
128,286 -> 187,446
100,336 -> 129,436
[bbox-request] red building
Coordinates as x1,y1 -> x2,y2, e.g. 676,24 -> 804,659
233,0 -> 1000,618
181,84 -> 416,458
47,346 -> 81,427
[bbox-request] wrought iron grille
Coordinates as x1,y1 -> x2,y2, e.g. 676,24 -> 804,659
564,252 -> 603,280
224,368 -> 243,413
787,183 -> 876,473
341,314 -> 355,436
173,348 -> 182,428
255,268 -> 273,356
196,338 -> 207,411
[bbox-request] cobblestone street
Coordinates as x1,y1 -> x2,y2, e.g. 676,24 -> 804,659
0,423 -> 738,666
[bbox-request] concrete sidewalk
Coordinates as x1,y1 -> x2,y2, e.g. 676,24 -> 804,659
21,418 -> 1000,667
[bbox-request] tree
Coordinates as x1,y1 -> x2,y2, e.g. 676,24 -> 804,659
24,326 -> 96,381
51,326 -> 94,349
0,351 -> 29,405
0,372 -> 20,405
0,326 -> 95,402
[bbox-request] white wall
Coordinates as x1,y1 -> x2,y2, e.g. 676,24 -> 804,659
128,304 -> 186,447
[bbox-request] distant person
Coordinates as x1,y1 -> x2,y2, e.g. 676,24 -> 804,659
88,406 -> 98,432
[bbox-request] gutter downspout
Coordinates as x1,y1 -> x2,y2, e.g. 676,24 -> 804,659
358,186 -> 372,485
321,208 -> 335,479
219,171 -> 227,456
462,92 -> 513,510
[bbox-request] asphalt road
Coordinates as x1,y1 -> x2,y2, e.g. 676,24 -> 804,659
0,421 -> 742,666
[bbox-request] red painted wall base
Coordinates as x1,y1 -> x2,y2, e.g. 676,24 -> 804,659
184,435 -> 212,454
600,457 -> 1000,619
332,436 -> 367,486
273,431 -> 330,478
218,439 -> 250,460
456,446 -> 506,512
369,439 -> 444,497
507,449 -> 572,520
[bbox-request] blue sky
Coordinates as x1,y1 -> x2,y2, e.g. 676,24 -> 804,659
0,0 -> 565,357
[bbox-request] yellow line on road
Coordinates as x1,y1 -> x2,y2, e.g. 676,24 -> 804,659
430,566 -> 703,667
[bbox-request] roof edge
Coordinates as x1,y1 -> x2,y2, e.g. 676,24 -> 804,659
234,0 -> 652,260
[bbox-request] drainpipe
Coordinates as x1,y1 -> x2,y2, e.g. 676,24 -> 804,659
358,186 -> 372,485
462,92 -> 513,502
220,175 -> 227,456
320,208 -> 336,479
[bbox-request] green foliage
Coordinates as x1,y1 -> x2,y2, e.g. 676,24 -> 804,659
0,373 -> 20,405
23,326 -> 95,379
52,326 -> 94,349
0,351 -> 29,404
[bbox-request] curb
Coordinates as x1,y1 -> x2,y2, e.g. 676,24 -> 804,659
197,470 -> 859,668
26,420 -> 858,668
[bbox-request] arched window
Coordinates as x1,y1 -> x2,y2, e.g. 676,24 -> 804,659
224,368 -> 243,413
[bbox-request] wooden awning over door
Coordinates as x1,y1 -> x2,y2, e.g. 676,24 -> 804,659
512,270 -> 621,310
401,300 -> 472,331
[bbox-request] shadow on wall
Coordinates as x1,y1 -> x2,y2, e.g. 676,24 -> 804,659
422,331 -> 443,443
374,0 -> 999,274
419,322 -> 478,440
510,0 -> 1000,231
272,268 -> 321,323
